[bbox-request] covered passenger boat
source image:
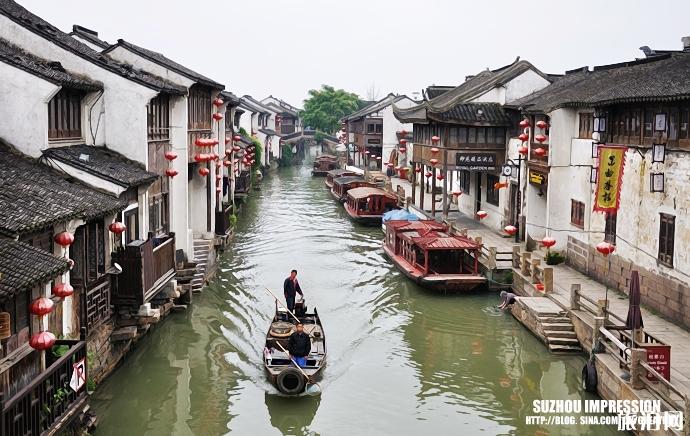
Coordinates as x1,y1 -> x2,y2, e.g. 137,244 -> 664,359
325,168 -> 358,189
383,220 -> 487,292
263,303 -> 327,395
344,187 -> 399,226
312,154 -> 338,176
331,176 -> 374,203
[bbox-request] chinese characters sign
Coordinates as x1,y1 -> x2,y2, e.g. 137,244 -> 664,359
455,153 -> 497,171
643,344 -> 671,382
593,145 -> 627,213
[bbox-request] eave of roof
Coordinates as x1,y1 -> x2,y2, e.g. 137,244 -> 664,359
0,239 -> 71,300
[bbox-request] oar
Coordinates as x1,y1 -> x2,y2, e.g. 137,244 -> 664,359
274,341 -> 321,395
264,287 -> 301,324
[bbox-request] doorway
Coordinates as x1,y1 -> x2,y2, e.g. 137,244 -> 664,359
474,173 -> 482,214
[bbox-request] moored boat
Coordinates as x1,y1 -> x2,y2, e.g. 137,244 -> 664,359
331,176 -> 374,203
263,304 -> 326,395
382,220 -> 487,292
344,187 -> 399,226
325,168 -> 358,189
312,155 -> 337,176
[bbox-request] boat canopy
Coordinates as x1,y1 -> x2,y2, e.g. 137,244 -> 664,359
382,210 -> 419,222
384,220 -> 447,231
347,187 -> 396,200
401,230 -> 480,250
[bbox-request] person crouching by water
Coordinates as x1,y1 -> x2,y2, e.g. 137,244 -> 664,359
288,323 -> 311,368
283,269 -> 303,314
498,291 -> 517,310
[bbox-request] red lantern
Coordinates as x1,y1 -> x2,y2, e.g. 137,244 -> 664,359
54,232 -> 74,248
216,187 -> 222,193
199,167 -> 210,177
415,167 -> 422,173
223,160 -> 231,167
518,133 -> 529,142
52,283 -> 74,298
536,283 -> 545,292
233,135 -> 242,142
596,242 -> 615,256
387,163 -> 394,168
194,138 -> 206,147
166,168 -> 179,178
494,182 -> 508,190
399,147 -> 406,153
541,237 -> 556,248
536,120 -> 548,129
436,173 -> 444,181
504,225 -> 517,235
164,151 -> 178,161
364,150 -> 370,155
430,147 -> 439,154
533,147 -> 546,157
29,331 -> 56,350
519,119 -> 530,128
400,129 -> 408,136
535,134 -> 547,143
429,158 -> 439,166
376,156 -> 381,161
400,139 -> 408,145
108,221 -> 126,234
213,98 -> 224,107
431,135 -> 440,143
518,145 -> 529,155
233,146 -> 241,152
425,171 -> 432,178
476,210 -> 488,219
29,297 -> 54,316
452,189 -> 462,197
212,113 -> 223,121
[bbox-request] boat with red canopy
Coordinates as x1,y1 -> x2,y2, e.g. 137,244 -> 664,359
331,176 -> 375,203
344,187 -> 399,226
383,220 -> 486,292
325,169 -> 358,189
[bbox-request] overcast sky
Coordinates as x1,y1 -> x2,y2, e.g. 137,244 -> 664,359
20,0 -> 690,107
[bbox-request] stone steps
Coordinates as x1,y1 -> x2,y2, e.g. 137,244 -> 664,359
541,322 -> 574,331
539,314 -> 582,353
543,330 -> 578,339
191,239 -> 212,293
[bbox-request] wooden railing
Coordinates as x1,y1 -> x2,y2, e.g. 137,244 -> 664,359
112,233 -> 176,307
235,171 -> 251,195
85,277 -> 111,330
215,202 -> 234,236
512,246 -> 553,292
1,339 -> 87,436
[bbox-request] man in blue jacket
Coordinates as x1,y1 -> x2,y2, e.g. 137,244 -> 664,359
283,269 -> 303,314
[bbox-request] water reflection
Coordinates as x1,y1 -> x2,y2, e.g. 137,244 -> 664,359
92,162 -> 624,436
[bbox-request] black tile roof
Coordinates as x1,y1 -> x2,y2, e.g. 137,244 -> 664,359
395,58 -> 551,122
0,142 -> 126,236
0,0 -> 186,96
425,86 -> 455,99
0,37 -> 101,91
342,94 -> 412,122
220,90 -> 240,106
0,239 -> 70,300
509,52 -> 690,113
104,39 -> 224,90
259,128 -> 278,136
428,102 -> 511,126
43,144 -> 159,188
240,96 -> 272,114
69,25 -> 109,50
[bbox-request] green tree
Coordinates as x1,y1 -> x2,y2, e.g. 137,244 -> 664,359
302,85 -> 362,134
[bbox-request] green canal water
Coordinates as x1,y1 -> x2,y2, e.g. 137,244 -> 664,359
91,158 -> 625,436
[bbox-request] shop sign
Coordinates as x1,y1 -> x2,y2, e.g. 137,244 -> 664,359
529,170 -> 546,185
593,145 -> 627,213
455,153 -> 497,171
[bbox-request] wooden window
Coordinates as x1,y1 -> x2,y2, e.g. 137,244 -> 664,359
680,108 -> 689,139
375,124 -> 383,134
579,113 -> 594,139
658,213 -> 675,267
493,127 -> 505,144
188,85 -> 212,130
48,88 -> 83,140
485,127 -> 494,145
669,107 -> 679,140
644,109 -> 654,137
604,213 -> 617,243
149,193 -> 169,237
367,123 -> 375,133
459,170 -> 471,192
458,127 -> 468,144
147,94 -> 170,141
467,128 -> 476,144
86,221 -> 105,283
476,128 -> 486,144
123,208 -> 139,244
570,200 -> 585,228
0,291 -> 30,336
449,127 -> 459,145
485,174 -> 500,206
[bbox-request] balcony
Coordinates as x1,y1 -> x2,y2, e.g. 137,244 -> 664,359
215,202 -> 235,236
112,233 -> 177,307
1,340 -> 88,436
234,171 -> 251,197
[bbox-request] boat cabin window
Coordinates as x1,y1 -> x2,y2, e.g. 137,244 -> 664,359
427,250 -> 465,274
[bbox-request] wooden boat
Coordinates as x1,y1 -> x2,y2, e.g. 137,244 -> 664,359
344,187 -> 399,226
325,169 -> 358,189
312,155 -> 337,176
263,305 -> 326,395
331,176 -> 374,203
382,220 -> 487,292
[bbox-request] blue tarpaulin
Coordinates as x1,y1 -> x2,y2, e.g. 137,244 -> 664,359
382,210 -> 419,222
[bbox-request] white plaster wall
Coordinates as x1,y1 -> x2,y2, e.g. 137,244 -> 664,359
471,87 -> 505,104
471,70 -> 550,105
381,99 -> 414,165
169,96 -> 191,254
0,62 -> 57,157
106,46 -> 196,88
0,15 -> 156,165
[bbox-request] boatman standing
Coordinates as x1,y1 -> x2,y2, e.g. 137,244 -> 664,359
283,269 -> 303,314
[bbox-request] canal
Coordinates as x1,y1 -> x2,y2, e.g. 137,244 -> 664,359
92,159 -> 623,435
